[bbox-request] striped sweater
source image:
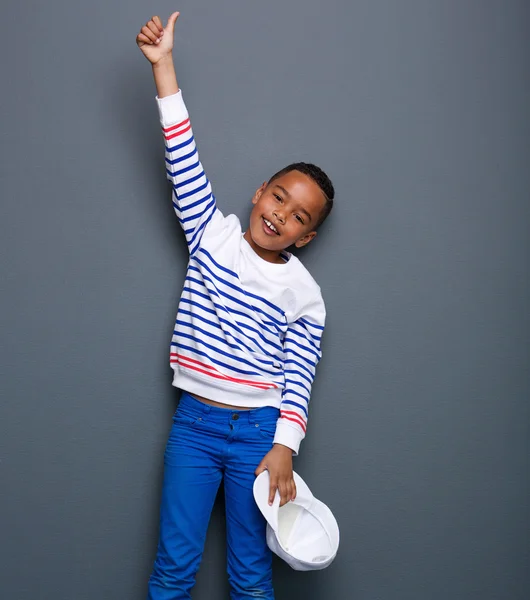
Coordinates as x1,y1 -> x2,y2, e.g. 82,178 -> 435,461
157,90 -> 326,454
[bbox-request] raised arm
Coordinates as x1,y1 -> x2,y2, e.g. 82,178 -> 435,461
137,13 -> 219,254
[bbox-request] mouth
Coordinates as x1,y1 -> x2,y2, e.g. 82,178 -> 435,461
262,217 -> 280,236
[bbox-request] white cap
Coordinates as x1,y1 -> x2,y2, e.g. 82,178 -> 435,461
253,470 -> 340,571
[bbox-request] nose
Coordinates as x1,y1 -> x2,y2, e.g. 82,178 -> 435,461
272,210 -> 285,224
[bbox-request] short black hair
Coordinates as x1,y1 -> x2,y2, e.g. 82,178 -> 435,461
268,162 -> 334,228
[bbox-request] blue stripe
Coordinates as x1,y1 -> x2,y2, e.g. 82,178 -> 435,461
282,389 -> 310,403
171,341 -> 283,385
182,284 -> 219,303
285,378 -> 310,393
180,296 -> 218,317
175,195 -> 211,221
283,345 -> 315,368
197,248 -> 287,321
290,319 -> 322,346
197,247 -> 239,279
193,256 -> 243,294
189,206 -> 216,254
175,169 -> 205,190
173,337 -> 264,377
178,308 -> 277,367
299,316 -> 324,332
179,297 -> 283,354
166,134 -> 195,155
243,287 -> 285,318
291,321 -> 322,342
183,270 -> 284,349
284,358 -> 313,378
174,320 -> 281,377
284,337 -> 321,361
166,147 -> 196,167
184,277 -> 220,299
182,197 -> 216,230
185,277 -> 281,348
178,178 -> 210,200
243,289 -> 286,319
284,368 -> 313,387
169,159 -> 200,177
281,399 -> 308,417
179,191 -> 212,213
190,260 -> 278,327
232,319 -> 283,353
288,325 -> 320,351
192,255 -> 284,328
175,319 -> 247,355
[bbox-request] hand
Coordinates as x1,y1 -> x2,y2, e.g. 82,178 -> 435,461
255,444 -> 296,507
136,12 -> 180,65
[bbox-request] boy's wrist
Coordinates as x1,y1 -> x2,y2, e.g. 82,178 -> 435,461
152,54 -> 179,99
273,443 -> 294,455
152,54 -> 174,70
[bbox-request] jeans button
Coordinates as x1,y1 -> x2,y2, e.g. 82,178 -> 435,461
232,414 -> 239,421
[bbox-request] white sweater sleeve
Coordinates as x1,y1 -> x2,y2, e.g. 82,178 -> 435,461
156,90 -> 223,255
273,292 -> 326,454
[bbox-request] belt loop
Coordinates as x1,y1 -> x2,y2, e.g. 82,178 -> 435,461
203,404 -> 211,415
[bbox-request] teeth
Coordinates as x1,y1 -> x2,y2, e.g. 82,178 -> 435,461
264,218 -> 278,233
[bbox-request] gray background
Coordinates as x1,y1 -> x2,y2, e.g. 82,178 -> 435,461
1,1 -> 529,599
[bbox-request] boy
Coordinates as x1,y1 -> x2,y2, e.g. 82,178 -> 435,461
136,11 -> 334,600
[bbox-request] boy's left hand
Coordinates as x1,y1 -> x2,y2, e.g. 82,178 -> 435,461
255,444 -> 296,507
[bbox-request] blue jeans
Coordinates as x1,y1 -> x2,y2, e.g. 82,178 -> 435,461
147,392 -> 279,599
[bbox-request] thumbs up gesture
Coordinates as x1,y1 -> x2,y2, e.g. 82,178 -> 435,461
136,12 -> 180,65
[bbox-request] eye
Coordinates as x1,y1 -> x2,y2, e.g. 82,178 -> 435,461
274,194 -> 283,203
295,214 -> 304,224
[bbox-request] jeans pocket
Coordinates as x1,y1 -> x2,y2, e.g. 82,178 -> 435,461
256,420 -> 277,440
172,408 -> 199,426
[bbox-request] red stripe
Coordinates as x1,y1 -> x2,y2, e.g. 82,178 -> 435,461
173,353 -> 277,387
171,353 -> 278,390
176,360 -> 272,390
174,360 -> 272,390
162,118 -> 190,133
280,411 -> 307,432
164,123 -> 192,141
172,353 -> 219,372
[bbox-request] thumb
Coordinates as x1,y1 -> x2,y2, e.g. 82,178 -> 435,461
255,461 -> 268,477
165,11 -> 180,36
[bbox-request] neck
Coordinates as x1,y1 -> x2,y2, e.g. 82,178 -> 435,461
243,230 -> 286,264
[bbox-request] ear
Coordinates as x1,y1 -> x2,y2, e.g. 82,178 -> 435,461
252,181 -> 268,205
294,230 -> 317,248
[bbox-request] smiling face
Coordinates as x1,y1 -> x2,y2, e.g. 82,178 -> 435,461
243,170 -> 327,263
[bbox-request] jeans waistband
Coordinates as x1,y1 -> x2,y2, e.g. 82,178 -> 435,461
178,391 -> 279,424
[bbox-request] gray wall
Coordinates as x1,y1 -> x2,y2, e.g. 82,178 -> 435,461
1,1 -> 528,599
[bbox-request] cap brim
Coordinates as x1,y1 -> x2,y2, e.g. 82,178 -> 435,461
253,470 -> 315,532
253,471 -> 280,531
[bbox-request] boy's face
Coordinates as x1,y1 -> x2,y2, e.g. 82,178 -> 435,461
245,170 -> 327,262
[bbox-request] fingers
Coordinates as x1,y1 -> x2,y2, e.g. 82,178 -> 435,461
268,477 -> 278,506
255,461 -> 267,477
278,481 -> 289,507
138,16 -> 164,46
141,24 -> 161,45
136,33 -> 152,46
147,18 -> 163,37
279,478 -> 296,507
